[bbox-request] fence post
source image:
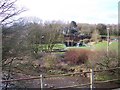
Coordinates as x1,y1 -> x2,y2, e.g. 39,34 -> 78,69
90,68 -> 94,90
40,74 -> 43,90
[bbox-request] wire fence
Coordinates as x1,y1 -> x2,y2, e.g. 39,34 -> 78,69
1,67 -> 120,90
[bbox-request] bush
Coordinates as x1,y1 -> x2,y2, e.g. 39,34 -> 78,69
88,50 -> 119,81
83,39 -> 90,44
90,39 -> 94,42
98,39 -> 102,42
43,54 -> 58,69
64,49 -> 92,65
47,70 -> 65,75
88,50 -> 119,69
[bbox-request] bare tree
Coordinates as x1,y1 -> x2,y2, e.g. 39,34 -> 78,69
43,23 -> 64,52
0,0 -> 26,25
27,22 -> 64,55
91,29 -> 101,43
96,24 -> 107,35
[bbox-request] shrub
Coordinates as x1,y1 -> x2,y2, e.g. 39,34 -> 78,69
47,70 -> 65,75
83,39 -> 90,44
88,49 -> 119,80
43,54 -> 58,69
69,66 -> 81,73
98,39 -> 102,42
90,39 -> 94,42
88,49 -> 119,69
64,49 -> 92,65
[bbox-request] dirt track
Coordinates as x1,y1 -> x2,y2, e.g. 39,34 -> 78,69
25,76 -> 120,89
27,76 -> 90,88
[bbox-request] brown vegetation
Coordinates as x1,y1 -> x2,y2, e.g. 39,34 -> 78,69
64,49 -> 93,65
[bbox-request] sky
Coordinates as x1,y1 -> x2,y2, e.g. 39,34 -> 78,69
16,0 -> 119,24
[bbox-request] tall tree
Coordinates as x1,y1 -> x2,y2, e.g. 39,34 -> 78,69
43,23 -> 63,52
96,24 -> 107,35
27,22 -> 64,54
70,21 -> 77,28
69,21 -> 79,35
91,29 -> 101,43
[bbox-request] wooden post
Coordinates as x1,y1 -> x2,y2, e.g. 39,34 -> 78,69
40,74 -> 43,90
107,27 -> 110,56
90,69 -> 94,90
0,68 -> 1,87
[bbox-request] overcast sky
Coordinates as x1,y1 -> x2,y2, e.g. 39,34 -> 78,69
16,0 -> 119,24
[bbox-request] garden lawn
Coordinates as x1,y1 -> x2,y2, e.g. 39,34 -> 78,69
66,46 -> 90,50
35,43 -> 66,51
53,44 -> 66,50
93,41 -> 118,51
66,41 -> 118,51
36,41 -> 118,51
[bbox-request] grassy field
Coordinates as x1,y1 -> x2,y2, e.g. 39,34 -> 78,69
36,41 -> 118,52
56,41 -> 118,51
53,44 -> 66,50
92,41 -> 118,51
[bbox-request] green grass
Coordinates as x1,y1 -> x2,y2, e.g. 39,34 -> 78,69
53,44 -> 66,50
95,73 -> 116,81
66,41 -> 118,51
66,46 -> 90,50
93,41 -> 118,51
32,43 -> 66,51
34,41 -> 118,52
93,41 -> 107,50
109,41 -> 118,50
